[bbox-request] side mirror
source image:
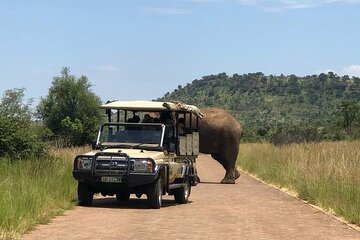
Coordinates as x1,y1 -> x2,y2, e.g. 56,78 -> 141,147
91,141 -> 98,150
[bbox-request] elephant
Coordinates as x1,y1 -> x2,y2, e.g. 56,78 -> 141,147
196,108 -> 243,184
149,103 -> 243,184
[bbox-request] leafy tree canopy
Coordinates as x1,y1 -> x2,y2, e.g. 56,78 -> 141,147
338,100 -> 360,132
0,88 -> 45,158
37,67 -> 102,146
0,88 -> 32,123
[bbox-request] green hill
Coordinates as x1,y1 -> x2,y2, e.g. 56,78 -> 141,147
158,72 -> 360,142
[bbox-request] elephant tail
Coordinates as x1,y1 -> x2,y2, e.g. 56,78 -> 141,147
239,131 -> 244,141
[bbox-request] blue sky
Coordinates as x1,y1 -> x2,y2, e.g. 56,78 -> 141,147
0,0 -> 359,104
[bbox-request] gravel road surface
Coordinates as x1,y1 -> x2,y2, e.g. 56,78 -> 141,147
22,154 -> 360,240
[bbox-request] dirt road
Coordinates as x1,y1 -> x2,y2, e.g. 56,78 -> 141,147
22,155 -> 360,240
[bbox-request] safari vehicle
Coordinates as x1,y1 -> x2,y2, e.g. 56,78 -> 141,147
73,101 -> 202,209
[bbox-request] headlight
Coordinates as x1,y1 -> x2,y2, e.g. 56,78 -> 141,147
130,158 -> 154,173
75,156 -> 93,171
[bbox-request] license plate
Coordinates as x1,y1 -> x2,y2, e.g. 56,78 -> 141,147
101,176 -> 122,183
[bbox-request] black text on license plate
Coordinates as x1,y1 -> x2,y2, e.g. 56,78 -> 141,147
101,176 -> 122,183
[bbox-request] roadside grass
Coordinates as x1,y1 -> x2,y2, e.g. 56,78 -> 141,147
0,147 -> 89,239
237,141 -> 360,226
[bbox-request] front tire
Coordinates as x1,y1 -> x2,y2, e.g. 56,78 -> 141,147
147,178 -> 162,209
78,182 -> 93,206
174,178 -> 191,204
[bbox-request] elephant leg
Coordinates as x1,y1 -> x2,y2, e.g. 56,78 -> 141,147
235,168 -> 240,180
221,160 -> 237,184
211,153 -> 238,184
234,145 -> 241,180
211,153 -> 227,169
226,143 -> 241,182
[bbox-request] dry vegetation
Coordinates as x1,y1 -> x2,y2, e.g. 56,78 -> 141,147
237,141 -> 360,225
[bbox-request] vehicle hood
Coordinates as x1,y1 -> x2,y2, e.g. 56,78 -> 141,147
82,148 -> 166,160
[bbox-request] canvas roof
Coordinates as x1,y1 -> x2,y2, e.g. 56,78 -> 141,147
100,101 -> 168,111
100,100 -> 204,118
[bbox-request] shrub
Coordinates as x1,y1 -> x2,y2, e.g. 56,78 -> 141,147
270,126 -> 320,145
0,88 -> 47,158
0,117 -> 46,158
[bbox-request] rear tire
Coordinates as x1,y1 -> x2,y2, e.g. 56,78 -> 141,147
116,192 -> 130,201
174,178 -> 191,204
78,182 -> 93,206
147,178 -> 162,209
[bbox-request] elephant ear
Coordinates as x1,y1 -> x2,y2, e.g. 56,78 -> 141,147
162,101 -> 204,119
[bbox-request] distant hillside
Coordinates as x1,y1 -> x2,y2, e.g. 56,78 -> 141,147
158,72 -> 360,142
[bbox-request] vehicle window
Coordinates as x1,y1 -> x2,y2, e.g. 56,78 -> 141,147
99,124 -> 163,146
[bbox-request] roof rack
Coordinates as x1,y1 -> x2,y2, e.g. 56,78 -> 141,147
100,100 -> 203,118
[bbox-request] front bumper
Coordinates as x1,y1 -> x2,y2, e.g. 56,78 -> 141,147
73,152 -> 160,190
73,170 -> 160,188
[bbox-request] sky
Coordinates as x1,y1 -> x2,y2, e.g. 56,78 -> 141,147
0,0 -> 359,105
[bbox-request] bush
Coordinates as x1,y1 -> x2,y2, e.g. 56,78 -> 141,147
270,126 -> 320,145
0,117 -> 46,158
0,88 -> 47,158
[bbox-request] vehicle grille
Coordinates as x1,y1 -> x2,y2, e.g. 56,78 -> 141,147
94,155 -> 128,176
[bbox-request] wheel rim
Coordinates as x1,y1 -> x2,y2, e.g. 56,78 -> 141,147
158,184 -> 162,206
158,193 -> 162,205
184,182 -> 189,199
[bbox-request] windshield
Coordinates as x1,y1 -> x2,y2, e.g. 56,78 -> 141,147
98,123 -> 164,149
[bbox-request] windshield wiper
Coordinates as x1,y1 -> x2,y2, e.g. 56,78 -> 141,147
100,143 -> 134,149
133,142 -> 159,149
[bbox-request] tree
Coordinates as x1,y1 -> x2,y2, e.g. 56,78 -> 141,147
287,75 -> 301,95
0,88 -> 45,158
37,67 -> 102,146
0,88 -> 32,122
338,100 -> 359,132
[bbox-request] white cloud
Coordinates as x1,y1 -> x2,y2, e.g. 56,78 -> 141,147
325,0 -> 360,3
143,0 -> 359,14
314,65 -> 360,77
143,7 -> 193,15
236,0 -> 360,11
342,65 -> 360,77
94,65 -> 118,71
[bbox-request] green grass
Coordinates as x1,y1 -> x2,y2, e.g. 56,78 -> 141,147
0,147 -> 89,239
237,141 -> 360,225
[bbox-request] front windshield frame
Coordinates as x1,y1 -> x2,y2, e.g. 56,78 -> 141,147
96,122 -> 166,150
